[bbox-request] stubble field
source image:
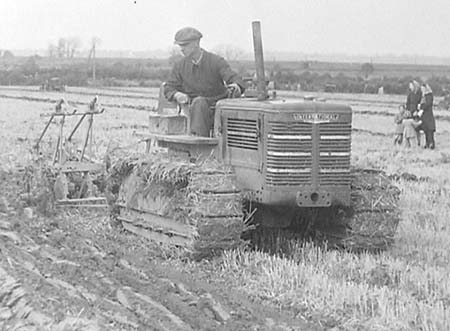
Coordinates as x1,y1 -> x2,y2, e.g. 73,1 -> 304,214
1,86 -> 450,330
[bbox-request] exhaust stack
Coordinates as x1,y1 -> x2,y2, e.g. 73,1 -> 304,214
252,21 -> 267,101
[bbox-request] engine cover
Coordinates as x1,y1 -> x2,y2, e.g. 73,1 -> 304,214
215,98 -> 352,207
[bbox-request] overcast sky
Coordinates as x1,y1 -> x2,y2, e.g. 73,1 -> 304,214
1,0 -> 450,57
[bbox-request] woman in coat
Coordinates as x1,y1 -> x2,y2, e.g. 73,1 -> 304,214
406,80 -> 422,113
419,84 -> 436,149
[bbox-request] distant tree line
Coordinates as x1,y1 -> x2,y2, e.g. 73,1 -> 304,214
2,56 -> 450,96
0,56 -> 170,87
271,70 -> 450,96
268,63 -> 450,96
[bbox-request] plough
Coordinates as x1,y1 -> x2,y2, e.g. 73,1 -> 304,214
34,97 -> 107,207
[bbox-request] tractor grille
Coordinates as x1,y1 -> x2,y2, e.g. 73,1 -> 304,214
266,121 -> 312,186
319,122 -> 351,185
226,118 -> 258,150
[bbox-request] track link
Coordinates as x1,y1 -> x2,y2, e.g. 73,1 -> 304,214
113,156 -> 246,259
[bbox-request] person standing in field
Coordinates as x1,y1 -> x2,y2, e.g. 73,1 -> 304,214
419,83 -> 436,149
164,27 -> 245,137
403,80 -> 423,147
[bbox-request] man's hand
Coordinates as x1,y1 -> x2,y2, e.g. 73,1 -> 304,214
174,92 -> 189,104
227,83 -> 242,98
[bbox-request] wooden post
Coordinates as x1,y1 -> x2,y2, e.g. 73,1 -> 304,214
35,115 -> 54,151
58,115 -> 66,164
80,114 -> 93,161
53,136 -> 60,165
89,114 -> 93,159
67,114 -> 87,142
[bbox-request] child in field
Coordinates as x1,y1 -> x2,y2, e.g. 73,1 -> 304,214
403,110 -> 422,148
394,105 -> 406,145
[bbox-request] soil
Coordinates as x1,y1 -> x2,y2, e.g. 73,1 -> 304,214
0,168 -> 322,331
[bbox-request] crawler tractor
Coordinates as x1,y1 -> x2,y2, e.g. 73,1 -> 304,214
109,22 -> 400,258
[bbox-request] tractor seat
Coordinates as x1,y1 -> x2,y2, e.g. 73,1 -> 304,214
145,83 -> 218,159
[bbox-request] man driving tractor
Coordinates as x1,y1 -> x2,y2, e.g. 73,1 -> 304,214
164,27 -> 246,136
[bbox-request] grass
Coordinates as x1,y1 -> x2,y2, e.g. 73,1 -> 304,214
214,245 -> 450,330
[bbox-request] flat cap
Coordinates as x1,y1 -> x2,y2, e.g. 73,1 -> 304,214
174,27 -> 202,45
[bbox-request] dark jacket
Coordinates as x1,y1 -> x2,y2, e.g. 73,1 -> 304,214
164,50 -> 245,104
420,93 -> 436,131
406,90 -> 422,112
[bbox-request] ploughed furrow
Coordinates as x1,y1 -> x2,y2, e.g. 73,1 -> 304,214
0,214 -> 229,330
0,243 -> 101,330
0,265 -> 50,331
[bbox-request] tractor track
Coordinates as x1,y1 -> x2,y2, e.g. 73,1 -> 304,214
0,86 -> 158,100
0,94 -> 154,112
54,89 -> 158,101
352,108 -> 450,122
277,90 -> 444,106
352,128 -> 391,136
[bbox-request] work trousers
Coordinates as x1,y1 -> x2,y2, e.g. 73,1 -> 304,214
190,97 -> 215,137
